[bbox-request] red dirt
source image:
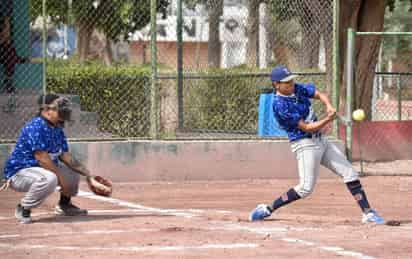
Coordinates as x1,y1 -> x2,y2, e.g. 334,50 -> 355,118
1,176 -> 411,259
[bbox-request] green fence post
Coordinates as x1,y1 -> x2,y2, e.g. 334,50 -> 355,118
150,0 -> 159,139
42,0 -> 47,98
346,28 -> 355,161
177,0 -> 184,130
397,75 -> 402,121
332,0 -> 340,138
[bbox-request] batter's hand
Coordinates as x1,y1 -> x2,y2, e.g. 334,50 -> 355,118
326,109 -> 337,121
326,105 -> 336,117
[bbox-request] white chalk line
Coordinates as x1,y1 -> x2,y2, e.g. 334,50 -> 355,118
282,238 -> 377,259
0,242 -> 259,252
0,209 -> 168,221
216,224 -> 377,259
78,190 -> 199,218
76,190 -> 378,259
0,228 -> 161,239
0,190 -> 377,258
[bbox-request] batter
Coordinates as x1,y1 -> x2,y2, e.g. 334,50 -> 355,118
249,66 -> 385,225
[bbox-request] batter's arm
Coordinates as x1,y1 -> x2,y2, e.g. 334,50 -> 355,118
313,90 -> 336,116
297,115 -> 335,133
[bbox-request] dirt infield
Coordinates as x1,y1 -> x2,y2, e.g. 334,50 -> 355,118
1,176 -> 412,259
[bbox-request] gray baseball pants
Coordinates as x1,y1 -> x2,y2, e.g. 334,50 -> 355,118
291,135 -> 359,198
9,164 -> 80,209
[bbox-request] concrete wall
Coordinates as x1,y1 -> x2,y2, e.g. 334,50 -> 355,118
1,139 -> 345,182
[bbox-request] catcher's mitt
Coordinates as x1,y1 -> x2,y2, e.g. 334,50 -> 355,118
87,176 -> 112,197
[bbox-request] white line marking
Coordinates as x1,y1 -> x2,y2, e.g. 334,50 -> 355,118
0,235 -> 20,239
0,242 -> 258,252
320,246 -> 344,251
281,238 -> 314,246
0,209 -> 157,221
77,190 -> 377,259
0,229 -> 158,239
282,238 -> 377,259
78,191 -> 196,218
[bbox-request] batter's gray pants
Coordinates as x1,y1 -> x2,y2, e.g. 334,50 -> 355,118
291,136 -> 359,198
10,164 -> 80,209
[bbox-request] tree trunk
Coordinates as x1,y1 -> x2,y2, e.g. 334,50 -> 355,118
76,20 -> 94,62
246,0 -> 260,67
299,28 -> 320,69
102,37 -> 113,66
298,0 -> 319,69
207,0 -> 223,68
339,0 -> 386,118
267,23 -> 298,68
94,30 -> 113,65
297,0 -> 323,70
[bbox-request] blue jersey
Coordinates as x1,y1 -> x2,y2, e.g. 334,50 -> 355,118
272,83 -> 318,142
3,116 -> 69,179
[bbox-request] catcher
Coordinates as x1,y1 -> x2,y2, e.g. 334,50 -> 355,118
1,93 -> 112,224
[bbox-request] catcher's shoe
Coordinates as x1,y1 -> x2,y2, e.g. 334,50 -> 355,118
15,204 -> 32,224
249,204 -> 271,221
362,209 -> 385,225
55,203 -> 88,216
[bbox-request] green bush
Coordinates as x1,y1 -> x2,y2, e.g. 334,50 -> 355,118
182,71 -> 269,133
46,61 -> 151,137
181,70 -> 326,134
46,60 -> 327,138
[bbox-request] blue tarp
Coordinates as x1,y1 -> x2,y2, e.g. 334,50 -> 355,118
258,92 -> 287,137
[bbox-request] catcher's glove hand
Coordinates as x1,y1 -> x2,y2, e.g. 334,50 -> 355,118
87,176 -> 112,197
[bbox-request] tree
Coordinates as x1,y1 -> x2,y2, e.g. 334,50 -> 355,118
30,0 -> 169,64
246,0 -> 260,67
266,0 -> 330,71
266,0 -> 411,117
206,0 -> 223,67
383,0 -> 412,73
338,0 -> 412,117
184,0 -> 223,68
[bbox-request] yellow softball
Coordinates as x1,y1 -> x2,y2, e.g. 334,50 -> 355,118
352,109 -> 365,121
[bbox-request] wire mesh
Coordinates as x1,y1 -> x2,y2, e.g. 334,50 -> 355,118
156,0 -> 334,139
1,0 -> 335,142
158,73 -> 327,139
0,0 -> 43,141
373,74 -> 412,121
349,31 -> 412,167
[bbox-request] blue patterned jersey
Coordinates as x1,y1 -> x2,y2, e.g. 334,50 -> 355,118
3,116 -> 69,179
272,83 -> 318,141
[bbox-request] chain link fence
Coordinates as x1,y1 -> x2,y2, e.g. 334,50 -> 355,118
344,31 -> 412,175
373,73 -> 412,121
370,32 -> 412,121
1,0 -> 335,141
0,0 -> 43,141
157,0 -> 335,139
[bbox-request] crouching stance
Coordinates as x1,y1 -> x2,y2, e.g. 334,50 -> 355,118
2,94 -> 98,223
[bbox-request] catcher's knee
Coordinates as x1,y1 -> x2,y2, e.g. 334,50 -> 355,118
36,173 -> 58,198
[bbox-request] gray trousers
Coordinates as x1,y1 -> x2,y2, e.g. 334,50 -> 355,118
291,136 -> 359,198
10,164 -> 80,209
